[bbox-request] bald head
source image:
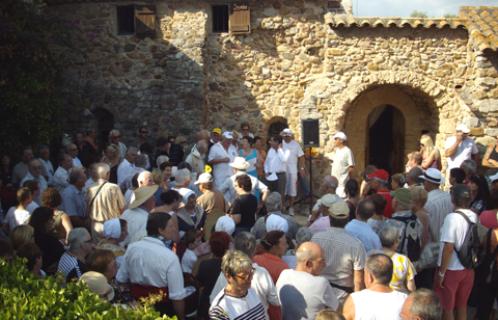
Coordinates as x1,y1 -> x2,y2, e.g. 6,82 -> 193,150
321,176 -> 338,194
296,242 -> 325,276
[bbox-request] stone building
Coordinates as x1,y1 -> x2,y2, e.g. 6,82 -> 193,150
46,0 -> 498,176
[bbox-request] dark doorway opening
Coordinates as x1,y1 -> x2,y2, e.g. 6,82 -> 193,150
267,118 -> 288,140
92,108 -> 115,151
367,105 -> 405,174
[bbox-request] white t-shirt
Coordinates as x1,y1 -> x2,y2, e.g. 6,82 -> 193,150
438,209 -> 478,270
282,140 -> 304,174
327,146 -> 354,197
181,248 -> 197,274
208,143 -> 232,191
4,206 -> 30,230
276,269 -> 339,320
351,289 -> 407,320
444,136 -> 478,170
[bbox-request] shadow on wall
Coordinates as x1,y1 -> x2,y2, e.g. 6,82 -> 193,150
49,2 -> 205,145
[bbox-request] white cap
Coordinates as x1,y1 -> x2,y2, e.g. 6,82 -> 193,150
456,124 -> 470,134
280,128 -> 294,137
229,157 -> 251,171
222,131 -> 233,139
215,216 -> 236,236
265,214 -> 289,233
333,131 -> 347,141
194,172 -> 213,185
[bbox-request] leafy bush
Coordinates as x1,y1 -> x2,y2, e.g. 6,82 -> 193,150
0,258 -> 174,320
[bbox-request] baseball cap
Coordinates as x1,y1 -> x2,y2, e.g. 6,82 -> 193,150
328,200 -> 349,219
333,131 -> 347,141
456,124 -> 470,134
367,169 -> 389,183
212,128 -> 222,135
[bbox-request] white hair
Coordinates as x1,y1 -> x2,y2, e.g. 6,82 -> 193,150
175,168 -> 191,185
265,192 -> 282,212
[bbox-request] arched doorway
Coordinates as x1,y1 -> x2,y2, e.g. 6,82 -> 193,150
343,84 -> 438,174
367,105 -> 405,174
92,107 -> 115,150
267,117 -> 288,139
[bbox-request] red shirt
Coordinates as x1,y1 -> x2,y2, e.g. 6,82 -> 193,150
377,189 -> 394,218
253,252 -> 289,283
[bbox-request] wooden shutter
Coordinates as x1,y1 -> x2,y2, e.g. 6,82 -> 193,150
135,5 -> 156,38
328,0 -> 342,9
229,4 -> 250,35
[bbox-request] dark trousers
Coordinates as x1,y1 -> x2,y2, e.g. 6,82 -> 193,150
267,172 -> 286,199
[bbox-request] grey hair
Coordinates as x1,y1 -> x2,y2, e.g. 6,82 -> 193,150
379,224 -> 401,248
234,232 -> 257,258
137,171 -> 152,186
322,175 -> 338,189
460,159 -> 477,175
409,289 -> 442,320
108,129 -> 120,137
174,168 -> 191,185
95,162 -> 110,180
67,228 -> 90,252
365,253 -> 393,285
221,250 -> 253,277
295,227 -> 312,247
68,168 -> 85,185
264,192 -> 282,212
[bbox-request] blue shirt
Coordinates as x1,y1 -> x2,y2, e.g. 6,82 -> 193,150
61,184 -> 86,217
345,219 -> 382,253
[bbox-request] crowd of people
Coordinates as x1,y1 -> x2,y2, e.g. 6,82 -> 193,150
0,122 -> 497,320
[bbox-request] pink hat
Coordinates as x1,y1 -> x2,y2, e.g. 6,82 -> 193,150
480,210 -> 498,229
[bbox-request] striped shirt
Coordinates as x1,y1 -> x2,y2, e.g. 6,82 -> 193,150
424,189 -> 453,242
210,287 -> 267,320
311,227 -> 366,300
57,252 -> 83,281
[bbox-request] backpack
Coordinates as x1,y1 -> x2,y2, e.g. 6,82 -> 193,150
392,214 -> 422,262
454,210 -> 481,269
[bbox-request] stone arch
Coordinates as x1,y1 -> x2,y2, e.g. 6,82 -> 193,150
266,116 -> 288,139
319,71 -> 480,173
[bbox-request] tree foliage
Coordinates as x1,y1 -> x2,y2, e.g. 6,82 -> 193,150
0,0 -> 66,156
410,10 -> 428,18
0,258 -> 174,319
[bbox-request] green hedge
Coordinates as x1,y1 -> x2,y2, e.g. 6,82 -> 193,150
0,258 -> 174,320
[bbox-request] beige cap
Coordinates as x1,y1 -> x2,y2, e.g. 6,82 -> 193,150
79,271 -> 114,301
328,200 -> 350,219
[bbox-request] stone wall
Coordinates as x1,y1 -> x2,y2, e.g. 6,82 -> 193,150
48,0 -> 498,178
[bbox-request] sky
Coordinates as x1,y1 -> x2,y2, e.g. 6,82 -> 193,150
355,0 -> 498,17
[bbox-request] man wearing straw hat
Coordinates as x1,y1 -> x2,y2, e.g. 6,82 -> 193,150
219,156 -> 269,206
121,184 -> 159,246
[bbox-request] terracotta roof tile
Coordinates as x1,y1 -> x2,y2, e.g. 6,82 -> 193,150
459,6 -> 498,52
327,6 -> 498,52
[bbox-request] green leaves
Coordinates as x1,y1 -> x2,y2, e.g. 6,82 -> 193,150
0,259 -> 174,320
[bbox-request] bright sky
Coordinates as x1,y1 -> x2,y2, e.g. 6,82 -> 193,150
354,0 -> 498,17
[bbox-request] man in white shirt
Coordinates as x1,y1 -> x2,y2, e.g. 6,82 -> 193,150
208,132 -> 236,191
52,153 -> 74,193
276,242 -> 339,320
345,199 -> 382,253
421,168 -> 453,243
117,147 -> 139,187
117,212 -> 187,319
326,131 -> 354,198
12,147 -> 34,186
121,184 -> 158,246
444,124 -> 478,180
37,144 -> 54,181
20,159 -> 48,204
264,135 -> 289,200
343,253 -> 407,320
109,129 -> 127,160
66,143 -> 83,168
281,129 -> 305,216
434,184 -> 477,320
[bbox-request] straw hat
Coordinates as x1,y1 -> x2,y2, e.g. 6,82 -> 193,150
79,271 -> 114,301
129,185 -> 159,209
229,157 -> 250,171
